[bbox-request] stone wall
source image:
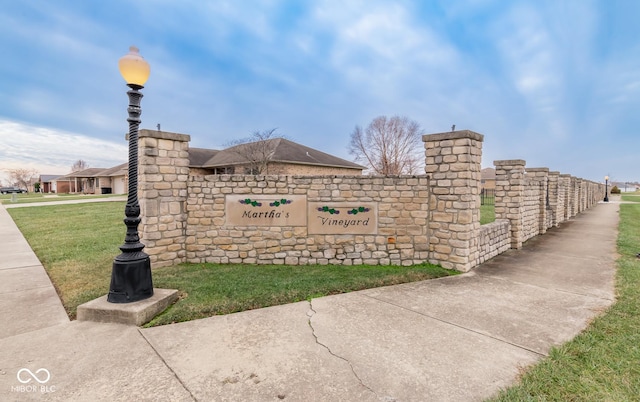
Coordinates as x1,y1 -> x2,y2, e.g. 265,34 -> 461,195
137,129 -> 606,272
184,175 -> 430,267
493,160 -> 603,250
477,220 -> 511,265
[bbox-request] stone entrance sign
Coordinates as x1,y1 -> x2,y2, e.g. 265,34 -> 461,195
225,195 -> 378,234
139,129 -> 604,271
225,195 -> 307,226
308,202 -> 377,234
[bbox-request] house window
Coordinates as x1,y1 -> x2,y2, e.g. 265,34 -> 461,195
244,167 -> 259,174
214,166 -> 235,174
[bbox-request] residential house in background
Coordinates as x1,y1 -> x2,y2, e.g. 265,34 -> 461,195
95,163 -> 128,194
480,167 -> 496,206
38,137 -> 364,194
54,168 -> 108,194
188,148 -> 220,175
41,165 -> 128,194
481,167 -> 496,190
48,176 -> 78,194
38,175 -> 61,193
190,138 -> 365,175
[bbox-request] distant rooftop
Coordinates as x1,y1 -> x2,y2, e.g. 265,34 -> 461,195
194,138 -> 365,170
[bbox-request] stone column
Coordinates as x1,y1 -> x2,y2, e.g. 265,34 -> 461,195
569,176 -> 578,218
526,168 -> 549,234
586,181 -> 594,208
559,174 -> 571,223
577,178 -> 584,213
494,159 -> 526,249
423,130 -> 483,272
138,129 -> 191,268
548,171 -> 561,226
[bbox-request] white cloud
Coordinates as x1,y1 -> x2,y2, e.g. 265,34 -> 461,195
0,119 -> 127,183
318,2 -> 459,83
493,4 -> 561,111
0,1 -> 637,183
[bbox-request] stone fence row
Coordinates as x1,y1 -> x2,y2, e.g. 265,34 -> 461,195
493,161 -> 602,250
476,161 -> 603,267
137,129 -> 605,272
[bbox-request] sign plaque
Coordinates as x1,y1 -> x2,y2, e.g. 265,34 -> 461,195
308,202 -> 378,234
225,195 -> 307,226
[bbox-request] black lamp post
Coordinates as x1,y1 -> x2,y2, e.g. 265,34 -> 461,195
604,175 -> 609,203
108,46 -> 153,303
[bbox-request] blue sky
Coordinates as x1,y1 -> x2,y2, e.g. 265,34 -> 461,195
1,0 -> 638,185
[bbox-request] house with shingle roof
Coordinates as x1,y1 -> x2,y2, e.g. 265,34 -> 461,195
481,167 -> 496,190
38,174 -> 62,193
191,138 -> 365,175
53,167 -> 109,194
50,138 -> 364,193
94,163 -> 128,194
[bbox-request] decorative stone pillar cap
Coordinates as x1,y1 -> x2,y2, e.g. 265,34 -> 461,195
526,167 -> 549,173
422,130 -> 484,142
494,159 -> 526,166
138,129 -> 191,142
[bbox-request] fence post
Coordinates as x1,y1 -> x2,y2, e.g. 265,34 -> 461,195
423,130 -> 483,272
494,160 -> 526,249
138,129 -> 191,267
526,168 -> 549,234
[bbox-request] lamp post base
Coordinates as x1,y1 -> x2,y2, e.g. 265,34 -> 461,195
107,256 -> 154,303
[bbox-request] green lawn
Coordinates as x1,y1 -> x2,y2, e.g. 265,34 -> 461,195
8,201 -> 455,326
1,193 -> 123,204
0,192 -> 45,204
488,202 -> 640,401
480,204 -> 495,225
621,193 -> 640,202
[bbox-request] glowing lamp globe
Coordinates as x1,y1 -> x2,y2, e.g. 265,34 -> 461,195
118,46 -> 150,87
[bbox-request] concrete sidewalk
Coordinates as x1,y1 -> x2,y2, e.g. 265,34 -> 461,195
0,201 -> 619,401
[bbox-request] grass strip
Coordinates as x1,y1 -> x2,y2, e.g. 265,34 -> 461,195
621,193 -> 640,202
488,202 -> 640,401
480,204 -> 495,225
148,262 -> 453,327
8,202 -> 455,326
1,193 -> 123,204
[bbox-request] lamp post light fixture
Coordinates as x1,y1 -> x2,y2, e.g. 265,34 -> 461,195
604,175 -> 609,202
107,46 -> 153,303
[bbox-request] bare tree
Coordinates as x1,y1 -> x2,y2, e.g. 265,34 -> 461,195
225,128 -> 283,174
349,115 -> 423,175
6,168 -> 39,189
71,159 -> 89,172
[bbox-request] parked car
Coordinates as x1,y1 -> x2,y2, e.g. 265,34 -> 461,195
0,187 -> 28,194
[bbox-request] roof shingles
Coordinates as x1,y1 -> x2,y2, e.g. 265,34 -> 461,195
197,138 -> 364,170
